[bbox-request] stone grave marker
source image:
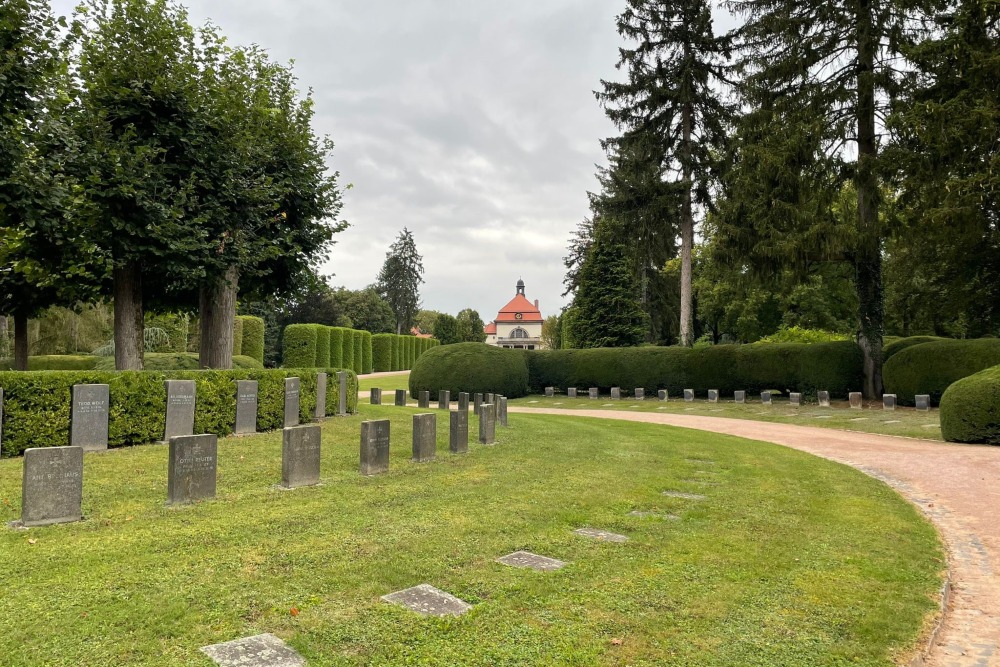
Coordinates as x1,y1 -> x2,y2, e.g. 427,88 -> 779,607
479,404 -> 496,445
849,392 -> 863,409
474,393 -> 484,414
883,394 -> 897,410
315,372 -> 327,420
662,491 -> 705,500
337,371 -> 348,416
381,584 -> 471,617
916,394 -> 930,411
734,390 -> 746,404
658,390 -> 668,401
418,391 -> 430,409
458,392 -> 470,411
164,380 -> 196,442
499,396 -> 508,427
761,391 -> 773,405
789,392 -> 802,407
634,388 -> 645,400
370,388 -> 382,405
20,446 -> 84,527
360,420 -> 390,476
567,388 -> 577,398
395,389 -> 407,407
497,551 -> 566,571
438,390 -> 450,409
167,434 -> 217,505
234,380 -> 258,435
818,391 -> 831,407
449,410 -> 468,454
283,378 -> 300,427
684,389 -> 694,402
200,633 -> 306,667
545,387 -> 554,397
412,413 -> 436,463
573,528 -> 628,543
611,387 -> 621,400
281,424 -> 321,489
70,383 -> 110,452
708,389 -> 719,403
589,388 -> 599,399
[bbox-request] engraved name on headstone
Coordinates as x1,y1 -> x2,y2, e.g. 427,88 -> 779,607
449,409 -> 468,454
658,390 -> 668,401
438,390 -> 450,410
167,434 -> 217,505
611,387 -> 621,400
164,380 -> 196,442
458,392 -> 469,411
883,394 -> 897,410
234,380 -> 258,435
545,387 -> 554,398
418,391 -> 430,409
20,446 -> 84,527
395,389 -> 407,407
708,389 -> 719,403
915,394 -> 930,411
684,389 -> 694,402
370,388 -> 382,405
849,392 -> 863,409
315,372 -> 327,420
283,378 -> 300,427
381,584 -> 471,617
818,391 -> 831,407
282,424 -> 322,489
589,388 -> 599,399
71,383 -> 110,452
734,390 -> 746,404
360,420 -> 390,476
479,404 -> 496,445
200,633 -> 306,667
412,413 -> 436,463
338,371 -> 348,416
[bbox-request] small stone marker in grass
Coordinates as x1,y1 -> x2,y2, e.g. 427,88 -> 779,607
338,371 -> 348,417
545,387 -> 554,397
418,391 -> 430,409
450,410 -> 468,453
850,392 -> 863,409
235,380 -> 258,434
71,383 -> 110,452
382,584 -> 472,617
165,380 -> 197,441
734,390 -> 746,404
589,387 -> 599,399
438,390 -> 450,409
818,390 -> 830,407
458,392 -> 469,411
360,419 -> 390,476
485,393 -> 495,406
635,388 -> 645,400
497,551 -> 566,571
479,404 -> 496,444
916,394 -> 930,411
20,446 -> 84,527
708,389 -> 719,403
474,393 -> 483,413
684,389 -> 694,402
281,425 -> 321,489
658,390 -> 668,401
314,372 -> 327,420
283,378 -> 300,427
394,389 -> 407,407
611,387 -> 621,400
200,633 -> 305,667
573,528 -> 628,543
883,394 -> 897,410
761,391 -> 772,405
499,396 -> 508,427
568,388 -> 577,398
370,387 -> 382,405
789,392 -> 802,407
167,434 -> 217,505
662,491 -> 706,500
412,413 -> 436,463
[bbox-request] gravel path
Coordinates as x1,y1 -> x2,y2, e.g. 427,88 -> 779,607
511,407 -> 1000,667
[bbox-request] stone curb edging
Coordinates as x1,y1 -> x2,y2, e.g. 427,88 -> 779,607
910,577 -> 953,667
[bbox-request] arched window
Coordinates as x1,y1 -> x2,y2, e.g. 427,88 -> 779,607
510,327 -> 529,339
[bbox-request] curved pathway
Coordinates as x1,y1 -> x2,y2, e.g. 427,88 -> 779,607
511,407 -> 1000,667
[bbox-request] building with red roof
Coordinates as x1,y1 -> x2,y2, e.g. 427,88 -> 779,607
484,279 -> 545,349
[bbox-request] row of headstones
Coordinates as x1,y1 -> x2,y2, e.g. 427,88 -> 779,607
0,372 -> 352,453
15,402 -> 508,528
370,388 -> 511,418
545,387 -> 932,411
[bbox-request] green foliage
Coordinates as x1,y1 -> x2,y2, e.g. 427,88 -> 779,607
145,313 -> 189,353
372,334 -> 393,371
232,317 -> 244,359
92,353 -> 263,371
352,330 -> 364,374
391,335 -> 403,371
338,288 -> 395,334
238,316 -> 265,364
376,228 -> 424,334
314,325 -> 330,368
940,364 -> 1000,445
409,343 -> 530,400
884,339 -> 1000,405
0,355 -> 98,371
342,328 -> 355,373
328,327 -> 345,368
434,314 -> 461,345
361,331 -> 373,374
407,336 -> 416,369
282,324 -> 317,368
756,327 -> 852,345
883,336 -> 947,361
456,309 -> 488,343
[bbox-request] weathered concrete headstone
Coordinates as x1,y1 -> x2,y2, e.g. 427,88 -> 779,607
474,393 -> 483,415
589,388 -> 599,399
315,372 -> 327,420
708,389 -> 719,403
479,404 -> 496,445
497,551 -> 566,571
486,393 -> 495,407
412,413 -> 436,462
360,419 -> 390,475
658,390 -> 668,401
281,424 -> 321,489
70,383 -> 110,452
370,388 -> 382,405
545,387 -> 555,398
167,434 -> 217,505
684,389 -> 694,402
499,396 -> 508,427
438,390 -> 450,409
337,371 -> 348,417
449,410 -> 468,454
234,380 -> 258,435
20,446 -> 83,527
458,392 -> 469,411
611,387 -> 621,400
916,394 -> 930,411
567,388 -> 577,398
573,528 -> 628,543
164,380 -> 196,442
283,378 -> 300,427
200,633 -> 306,667
849,392 -> 863,409
381,584 -> 471,617
789,392 -> 802,406
418,391 -> 430,409
395,389 -> 407,407
883,394 -> 897,411
818,390 -> 831,407
634,388 -> 645,400
761,391 -> 773,405
734,390 -> 746,404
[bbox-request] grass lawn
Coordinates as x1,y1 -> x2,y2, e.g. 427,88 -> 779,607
510,394 -> 944,440
0,406 -> 943,666
358,373 -> 410,392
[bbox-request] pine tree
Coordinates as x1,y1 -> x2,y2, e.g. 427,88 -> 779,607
376,228 -> 424,334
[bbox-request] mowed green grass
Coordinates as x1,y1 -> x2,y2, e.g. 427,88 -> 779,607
358,373 -> 410,392
511,394 -> 944,440
0,406 -> 943,666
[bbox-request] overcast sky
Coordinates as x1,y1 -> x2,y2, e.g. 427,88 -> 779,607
49,1 -> 735,324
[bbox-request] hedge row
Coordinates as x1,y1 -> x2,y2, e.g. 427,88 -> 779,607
941,364 -> 1000,445
0,356 -> 98,371
0,368 -> 358,457
884,339 -> 1000,406
882,335 -> 948,361
368,334 -> 439,372
238,316 -> 266,364
409,343 -> 529,399
280,325 -> 404,375
93,353 -> 263,371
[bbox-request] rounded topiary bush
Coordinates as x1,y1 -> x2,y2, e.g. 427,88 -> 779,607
410,342 -> 529,400
883,335 -> 948,361
940,364 -> 1000,444
884,339 -> 1000,405
239,316 -> 265,364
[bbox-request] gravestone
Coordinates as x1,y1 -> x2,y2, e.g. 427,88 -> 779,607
499,396 -> 508,427
486,393 -> 495,407
849,392 -> 863,409
708,389 -> 719,403
474,393 -> 483,414
789,392 -> 802,406
438,390 -> 450,409
20,446 -> 84,527
634,388 -> 645,401
567,388 -> 577,398
381,584 -> 471,617
545,387 -> 554,398
395,389 -> 407,407
818,391 -> 831,407
458,392 -> 469,411
734,390 -> 746,404
164,380 -> 196,442
315,372 -> 327,420
658,390 -> 668,401
418,391 -> 430,409
338,371 -> 348,416
883,394 -> 897,410
281,424 -> 321,489
234,380 -> 258,435
573,528 -> 628,543
449,410 -> 468,454
283,378 -> 300,427
684,389 -> 694,402
200,633 -> 305,667
916,394 -> 930,411
761,391 -> 773,405
479,404 -> 496,445
589,388 -> 599,399
370,388 -> 382,405
70,383 -> 110,452
412,414 -> 436,462
611,387 -> 621,400
360,420 -> 390,475
497,551 -> 566,571
167,434 -> 217,505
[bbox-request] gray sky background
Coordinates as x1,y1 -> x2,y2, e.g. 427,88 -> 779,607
50,0 -> 735,324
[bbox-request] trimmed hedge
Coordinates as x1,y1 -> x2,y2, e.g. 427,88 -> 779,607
352,330 -> 364,374
239,316 -> 266,364
315,325 -> 331,368
408,336 -> 417,368
93,353 -> 263,372
941,364 -> 1000,445
329,327 -> 345,368
883,335 -> 948,361
283,324 -> 317,368
0,356 -> 98,371
232,318 -> 244,359
342,329 -> 355,374
373,334 -> 394,372
410,343 -> 529,399
884,339 -> 1000,406
0,367 -> 358,457
392,336 -> 403,371
361,331 -> 374,374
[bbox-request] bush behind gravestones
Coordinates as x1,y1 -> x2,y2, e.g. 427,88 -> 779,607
282,324 -> 317,368
238,316 -> 266,364
883,339 -> 1000,405
940,364 -> 1000,444
409,343 -> 529,399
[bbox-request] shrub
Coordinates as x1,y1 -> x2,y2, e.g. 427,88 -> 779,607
392,336 -> 403,371
407,336 -> 417,369
409,342 -> 529,400
372,334 -> 394,372
93,353 -> 264,371
755,326 -> 852,345
352,330 -> 364,374
341,328 -> 355,373
0,356 -> 98,371
884,339 -> 1000,405
329,327 -> 345,368
883,335 -> 948,361
239,316 -> 266,364
232,318 -> 244,358
361,331 -> 374,374
940,364 -> 1000,445
315,325 -> 331,368
282,324 -> 317,368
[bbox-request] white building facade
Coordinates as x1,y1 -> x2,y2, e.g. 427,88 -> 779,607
484,279 -> 544,350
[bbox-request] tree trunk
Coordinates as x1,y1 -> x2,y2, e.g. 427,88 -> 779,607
855,0 -> 884,398
113,262 -> 144,371
199,266 -> 239,370
13,313 -> 29,371
679,102 -> 695,347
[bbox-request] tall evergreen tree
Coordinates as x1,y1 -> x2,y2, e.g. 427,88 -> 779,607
596,0 -> 731,347
376,228 -> 424,334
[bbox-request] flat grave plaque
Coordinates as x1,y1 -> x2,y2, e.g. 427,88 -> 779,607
761,391 -> 773,405
658,390 -> 668,401
734,390 -> 746,404
611,387 -> 621,400
235,380 -> 258,435
497,551 -> 566,571
20,446 -> 84,527
200,633 -> 306,667
708,389 -> 719,403
418,391 -> 430,409
684,389 -> 694,402
412,413 -> 436,463
281,424 -> 321,489
849,392 -> 863,409
381,584 -> 471,617
915,394 -> 930,411
458,392 -> 470,411
818,390 -> 831,407
438,390 -> 450,410
394,389 -> 407,407
71,383 -> 110,452
567,388 -> 577,398
545,387 -> 554,398
283,378 -> 300,427
789,392 -> 802,407
360,420 -> 390,476
167,434 -> 217,505
337,371 -> 348,416
662,491 -> 706,500
634,388 -> 645,400
370,387 -> 382,405
589,388 -> 599,399
573,528 -> 628,543
883,394 -> 897,411
449,410 -> 468,454
479,404 -> 496,445
315,372 -> 327,420
164,380 -> 196,442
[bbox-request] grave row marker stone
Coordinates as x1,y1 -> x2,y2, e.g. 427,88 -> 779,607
883,394 -> 897,411
235,380 -> 258,434
589,388 -> 599,399
283,378 -> 300,427
734,390 -> 746,404
568,388 -> 577,398
545,387 -> 554,398
479,404 -> 496,445
818,390 -> 830,407
71,383 -> 110,452
789,392 -> 802,407
635,388 -> 645,400
21,446 -> 84,527
708,389 -> 719,403
381,584 -> 471,617
167,434 -> 217,505
684,389 -> 694,402
361,420 -> 390,476
761,391 -> 772,405
314,372 -> 327,420
458,392 -> 469,411
850,392 -> 863,409
370,388 -> 382,405
412,414 -> 436,463
418,391 -> 430,409
499,397 -> 508,427
282,425 -> 321,489
438,390 -> 450,410
611,387 -> 621,400
450,410 -> 468,454
916,394 -> 930,411
164,380 -> 196,442
395,389 -> 407,407
201,633 -> 306,667
338,371 -> 348,417
658,390 -> 668,401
